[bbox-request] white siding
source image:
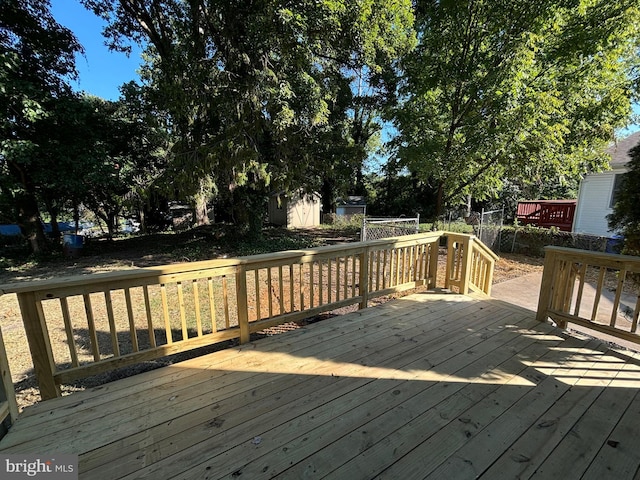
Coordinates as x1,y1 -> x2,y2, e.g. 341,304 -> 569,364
573,172 -> 616,237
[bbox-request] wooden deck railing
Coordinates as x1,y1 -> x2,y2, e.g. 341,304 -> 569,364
445,233 -> 498,296
0,327 -> 18,438
0,232 -> 496,401
536,246 -> 640,345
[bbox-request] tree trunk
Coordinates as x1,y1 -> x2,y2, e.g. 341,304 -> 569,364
15,191 -> 48,253
194,194 -> 210,226
49,209 -> 60,243
232,187 -> 264,238
73,202 -> 80,235
321,179 -> 336,217
435,182 -> 445,220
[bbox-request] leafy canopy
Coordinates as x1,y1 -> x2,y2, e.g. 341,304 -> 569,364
391,0 -> 640,217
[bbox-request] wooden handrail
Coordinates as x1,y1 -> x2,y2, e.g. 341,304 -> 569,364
537,246 -> 640,345
445,233 -> 497,296
1,232 -> 452,401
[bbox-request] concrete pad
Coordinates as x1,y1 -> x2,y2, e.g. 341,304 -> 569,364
491,271 -> 640,352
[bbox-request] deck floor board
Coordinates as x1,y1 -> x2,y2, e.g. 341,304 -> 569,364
2,292 -> 640,480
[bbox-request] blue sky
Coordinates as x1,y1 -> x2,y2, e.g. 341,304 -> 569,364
50,1 -> 638,137
51,0 -> 143,100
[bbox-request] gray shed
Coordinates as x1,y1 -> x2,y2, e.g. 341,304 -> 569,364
336,196 -> 367,218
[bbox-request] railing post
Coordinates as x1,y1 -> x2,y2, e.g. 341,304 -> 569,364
235,266 -> 250,344
459,236 -> 474,295
536,248 -> 559,324
485,259 -> 495,297
17,292 -> 60,400
445,235 -> 454,290
0,327 -> 19,428
428,240 -> 439,289
359,247 -> 370,309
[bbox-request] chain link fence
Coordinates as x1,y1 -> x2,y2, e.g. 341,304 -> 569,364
478,207 -> 504,252
361,216 -> 420,241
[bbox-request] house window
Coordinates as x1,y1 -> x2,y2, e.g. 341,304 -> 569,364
609,174 -> 626,208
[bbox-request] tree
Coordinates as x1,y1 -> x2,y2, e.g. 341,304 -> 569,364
391,0 -> 640,218
608,142 -> 640,255
0,0 -> 82,252
82,0 -> 415,234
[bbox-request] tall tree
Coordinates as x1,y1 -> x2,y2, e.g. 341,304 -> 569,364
608,141 -> 640,255
82,0 -> 415,233
0,0 -> 82,252
391,0 -> 640,218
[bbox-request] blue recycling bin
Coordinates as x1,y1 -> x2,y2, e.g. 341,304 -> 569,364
605,235 -> 623,254
62,234 -> 83,258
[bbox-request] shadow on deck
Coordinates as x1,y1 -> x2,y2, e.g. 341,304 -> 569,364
1,292 -> 640,479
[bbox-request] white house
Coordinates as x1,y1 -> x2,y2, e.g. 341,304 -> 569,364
573,131 -> 640,237
268,191 -> 321,228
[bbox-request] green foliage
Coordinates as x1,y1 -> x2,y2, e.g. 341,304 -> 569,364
366,169 -> 437,218
608,143 -> 640,255
390,0 -> 640,217
0,0 -> 83,252
81,0 -> 416,231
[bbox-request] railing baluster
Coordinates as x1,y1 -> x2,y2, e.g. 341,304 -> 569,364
222,276 -> 230,329
59,297 -> 79,367
143,286 -> 156,348
254,270 -> 261,322
83,294 -> 101,360
177,282 -> 188,340
278,265 -> 285,314
267,268 -> 274,317
207,278 -> 217,332
351,254 -> 357,298
300,263 -> 305,311
343,256 -> 348,300
160,285 -> 172,344
591,267 -> 606,322
336,257 -> 341,301
310,262 -> 315,308
124,288 -> 139,352
236,267 -> 249,344
289,264 -> 295,312
193,280 -> 203,336
573,263 -> 588,317
104,290 -> 120,357
328,258 -> 333,304
610,269 -> 627,327
632,295 -> 640,333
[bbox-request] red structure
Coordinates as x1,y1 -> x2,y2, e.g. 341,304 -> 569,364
516,200 -> 577,231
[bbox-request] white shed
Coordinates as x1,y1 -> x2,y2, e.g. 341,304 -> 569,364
268,191 -> 321,228
573,131 -> 639,237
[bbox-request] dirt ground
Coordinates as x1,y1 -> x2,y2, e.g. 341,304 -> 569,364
0,227 -> 543,411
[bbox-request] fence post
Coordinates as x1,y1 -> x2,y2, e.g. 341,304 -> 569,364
17,292 -> 60,400
235,266 -> 250,344
359,247 -> 370,309
536,248 -> 557,324
0,327 -> 19,428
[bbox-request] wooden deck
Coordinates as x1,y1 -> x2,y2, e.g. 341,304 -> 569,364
2,292 -> 640,479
